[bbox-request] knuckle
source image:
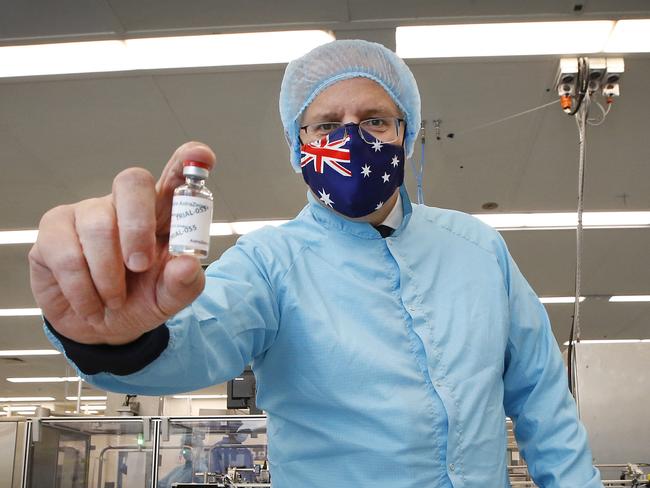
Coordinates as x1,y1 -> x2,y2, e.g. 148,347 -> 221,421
114,167 -> 155,189
39,204 -> 71,228
79,214 -> 116,239
52,251 -> 87,274
27,245 -> 41,266
75,201 -> 116,238
119,218 -> 155,237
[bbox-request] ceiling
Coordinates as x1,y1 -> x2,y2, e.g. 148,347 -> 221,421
0,0 -> 648,410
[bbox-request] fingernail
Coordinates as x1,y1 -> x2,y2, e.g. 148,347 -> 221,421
128,252 -> 149,271
86,311 -> 105,327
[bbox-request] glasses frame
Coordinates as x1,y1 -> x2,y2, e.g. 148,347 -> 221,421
300,117 -> 405,145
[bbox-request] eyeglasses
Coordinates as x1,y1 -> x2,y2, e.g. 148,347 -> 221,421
300,117 -> 405,145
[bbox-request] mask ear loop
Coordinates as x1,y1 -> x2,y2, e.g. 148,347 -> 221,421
408,121 -> 425,204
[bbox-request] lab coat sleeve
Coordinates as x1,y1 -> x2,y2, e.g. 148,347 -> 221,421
44,234 -> 280,395
497,235 -> 603,488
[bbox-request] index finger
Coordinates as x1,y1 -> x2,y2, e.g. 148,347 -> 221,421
155,141 -> 216,236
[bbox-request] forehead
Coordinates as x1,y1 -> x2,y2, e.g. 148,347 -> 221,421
301,77 -> 400,122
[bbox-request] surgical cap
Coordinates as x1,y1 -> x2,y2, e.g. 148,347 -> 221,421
279,39 -> 421,173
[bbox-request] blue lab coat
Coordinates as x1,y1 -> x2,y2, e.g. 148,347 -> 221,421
46,185 -> 602,487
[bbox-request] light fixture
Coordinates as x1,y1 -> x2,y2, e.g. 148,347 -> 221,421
80,405 -> 107,410
210,220 -> 289,236
66,395 -> 107,401
2,211 -> 647,246
171,394 -> 228,399
539,296 -> 586,304
396,21 -> 615,58
0,349 -> 60,356
474,211 -> 650,230
605,19 -> 650,53
0,230 -> 39,245
0,220 -> 292,246
563,339 -> 650,345
7,376 -> 80,383
3,405 -> 37,412
0,308 -> 42,316
0,396 -> 55,402
229,220 -> 289,235
0,30 -> 334,78
15,411 -> 36,416
609,295 -> 650,302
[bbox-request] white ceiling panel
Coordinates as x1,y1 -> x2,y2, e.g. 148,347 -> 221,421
0,0 -> 119,42
106,0 -> 349,33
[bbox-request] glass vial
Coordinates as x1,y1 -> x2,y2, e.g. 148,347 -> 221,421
169,160 -> 213,258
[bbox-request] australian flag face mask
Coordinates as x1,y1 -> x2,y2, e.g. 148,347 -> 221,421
300,124 -> 405,218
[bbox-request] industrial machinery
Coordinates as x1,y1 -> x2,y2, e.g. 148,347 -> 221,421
0,415 -> 270,488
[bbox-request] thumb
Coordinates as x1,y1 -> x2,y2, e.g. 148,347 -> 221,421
156,256 -> 205,317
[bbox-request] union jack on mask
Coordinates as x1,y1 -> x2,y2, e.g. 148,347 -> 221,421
300,124 -> 404,218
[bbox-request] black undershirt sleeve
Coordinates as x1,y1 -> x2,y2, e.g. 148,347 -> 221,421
44,319 -> 169,376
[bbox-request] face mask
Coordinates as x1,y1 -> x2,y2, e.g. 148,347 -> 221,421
300,124 -> 404,218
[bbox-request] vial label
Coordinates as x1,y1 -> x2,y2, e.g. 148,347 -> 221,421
169,196 -> 213,253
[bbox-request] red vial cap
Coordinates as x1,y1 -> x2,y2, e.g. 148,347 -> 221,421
183,160 -> 211,170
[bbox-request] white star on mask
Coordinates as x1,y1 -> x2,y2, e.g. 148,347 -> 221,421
381,172 -> 390,183
318,188 -> 334,207
375,201 -> 384,210
361,164 -> 372,178
391,155 -> 400,167
371,139 -> 384,152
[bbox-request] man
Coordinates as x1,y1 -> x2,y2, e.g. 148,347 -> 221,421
30,40 -> 602,487
158,433 -> 208,488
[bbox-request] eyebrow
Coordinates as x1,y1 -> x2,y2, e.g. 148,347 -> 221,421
303,106 -> 402,124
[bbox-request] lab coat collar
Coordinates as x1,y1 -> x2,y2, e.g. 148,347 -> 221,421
307,184 -> 413,239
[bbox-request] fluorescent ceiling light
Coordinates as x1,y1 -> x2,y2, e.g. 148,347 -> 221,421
0,349 -> 60,356
229,220 -> 289,235
609,295 -> 650,302
2,211 -> 647,247
563,339 -> 650,345
474,211 -> 650,230
66,395 -> 107,401
0,396 -> 55,402
0,220 -> 291,246
3,405 -> 37,412
0,230 -> 38,244
15,411 -> 36,416
172,394 -> 228,399
210,220 -> 289,236
0,30 -> 334,78
83,410 -> 100,414
605,19 -> 650,53
0,308 -> 42,316
397,21 -> 615,58
539,296 -> 585,304
80,405 -> 106,410
7,376 -> 80,383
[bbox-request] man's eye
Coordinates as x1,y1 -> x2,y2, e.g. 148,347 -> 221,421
365,118 -> 389,130
315,123 -> 339,132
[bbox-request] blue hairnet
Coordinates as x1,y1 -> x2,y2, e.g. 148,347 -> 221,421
279,39 -> 421,173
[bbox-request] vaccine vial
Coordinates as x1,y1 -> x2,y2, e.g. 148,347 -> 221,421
169,160 -> 213,258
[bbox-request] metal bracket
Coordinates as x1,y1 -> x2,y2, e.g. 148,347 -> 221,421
142,416 -> 152,441
31,418 -> 41,443
160,416 -> 169,442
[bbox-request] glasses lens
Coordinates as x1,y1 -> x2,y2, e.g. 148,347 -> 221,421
359,118 -> 400,144
305,122 -> 343,142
